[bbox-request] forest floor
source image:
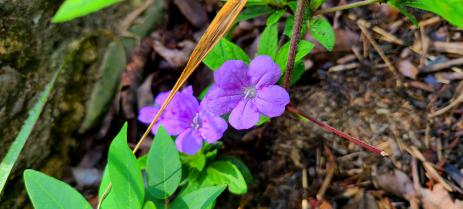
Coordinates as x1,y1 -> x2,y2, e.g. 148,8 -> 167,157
66,0 -> 463,208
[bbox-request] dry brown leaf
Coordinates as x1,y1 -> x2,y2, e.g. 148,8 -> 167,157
421,184 -> 463,209
399,59 -> 419,79
376,170 -> 417,200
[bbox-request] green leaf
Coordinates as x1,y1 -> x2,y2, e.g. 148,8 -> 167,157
0,64 -> 64,194
309,0 -> 326,10
205,161 -> 247,195
146,126 -> 182,199
98,167 -> 119,209
138,154 -> 148,170
203,39 -> 250,70
108,123 -> 145,209
182,152 -> 207,172
275,40 -> 314,73
143,201 -> 158,209
388,0 -> 418,26
237,5 -> 275,22
258,23 -> 279,59
24,170 -> 92,209
256,115 -> 270,126
283,15 -> 308,38
80,40 -> 126,131
267,9 -> 286,25
283,16 -> 295,37
170,186 -> 226,209
401,0 -> 463,29
290,62 -> 305,85
52,0 -> 122,23
217,156 -> 254,185
310,17 -> 335,51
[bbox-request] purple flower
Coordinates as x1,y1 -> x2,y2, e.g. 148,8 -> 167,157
205,56 -> 290,130
138,86 -> 227,155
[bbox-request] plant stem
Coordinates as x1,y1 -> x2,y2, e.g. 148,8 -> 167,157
315,0 -> 381,15
287,105 -> 388,156
283,0 -> 307,90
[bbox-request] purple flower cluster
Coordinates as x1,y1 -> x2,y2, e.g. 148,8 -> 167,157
138,55 -> 290,155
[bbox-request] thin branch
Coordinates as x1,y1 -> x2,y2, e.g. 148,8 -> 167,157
315,0 -> 381,15
287,105 -> 388,156
283,0 -> 307,89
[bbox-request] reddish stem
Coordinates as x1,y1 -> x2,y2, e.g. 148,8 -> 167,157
287,105 -> 388,156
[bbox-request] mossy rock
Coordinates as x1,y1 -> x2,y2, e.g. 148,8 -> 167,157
0,0 -> 166,208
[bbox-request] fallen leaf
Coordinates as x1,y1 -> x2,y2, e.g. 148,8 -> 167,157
376,170 -> 417,200
421,184 -> 463,209
398,59 -> 419,79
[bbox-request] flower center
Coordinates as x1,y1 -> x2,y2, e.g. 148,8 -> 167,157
191,114 -> 202,130
243,86 -> 257,100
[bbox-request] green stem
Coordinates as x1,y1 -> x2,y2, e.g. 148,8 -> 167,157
315,0 -> 381,15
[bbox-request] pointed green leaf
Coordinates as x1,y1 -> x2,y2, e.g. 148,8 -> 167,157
108,123 -> 145,209
143,201 -> 158,209
388,0 -> 418,26
24,170 -> 92,209
275,40 -> 314,73
170,186 -> 226,209
237,5 -> 274,22
218,156 -> 254,185
310,0 -> 326,10
256,115 -> 270,126
0,64 -> 63,194
258,23 -> 279,59
402,0 -> 463,29
146,126 -> 182,199
267,9 -> 286,25
310,17 -> 335,51
80,40 -> 126,131
181,151 -> 207,172
203,39 -> 251,70
52,0 -> 123,23
97,167 -> 119,209
205,161 -> 247,195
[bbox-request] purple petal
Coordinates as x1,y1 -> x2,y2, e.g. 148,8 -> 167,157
255,85 -> 290,117
181,85 -> 194,95
248,55 -> 281,88
229,100 -> 260,130
138,106 -> 159,124
203,86 -> 242,115
175,129 -> 203,155
159,119 -> 190,135
154,91 -> 170,106
214,60 -> 250,90
169,93 -> 199,120
199,110 -> 228,143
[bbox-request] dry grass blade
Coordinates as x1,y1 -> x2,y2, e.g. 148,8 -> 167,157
97,1 -> 247,207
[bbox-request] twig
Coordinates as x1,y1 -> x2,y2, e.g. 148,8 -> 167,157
118,0 -> 154,38
357,19 -> 402,86
301,168 -> 309,209
315,0 -> 381,15
120,37 -> 154,119
316,145 -> 336,200
428,91 -> 463,118
287,105 -> 388,156
421,57 -> 463,73
407,146 -> 453,191
283,0 -> 307,90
